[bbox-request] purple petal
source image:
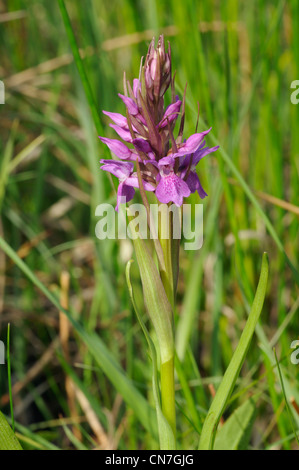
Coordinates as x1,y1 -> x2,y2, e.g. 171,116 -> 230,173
145,67 -> 153,96
179,141 -> 213,177
147,151 -> 156,161
192,145 -> 219,167
124,175 -> 156,192
150,54 -> 158,81
144,159 -> 159,168
132,138 -> 152,154
126,151 -> 142,162
184,139 -> 206,164
158,155 -> 176,168
99,137 -> 132,159
155,173 -> 191,206
174,129 -> 212,157
116,182 -> 135,212
133,79 -> 141,99
118,94 -> 139,116
109,124 -> 133,142
159,100 -> 182,128
100,160 -> 134,179
186,171 -> 208,199
102,111 -> 128,128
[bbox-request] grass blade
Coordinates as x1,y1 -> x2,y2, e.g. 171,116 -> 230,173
0,412 -> 22,450
57,0 -> 104,136
0,235 -> 158,441
214,397 -> 258,450
199,252 -> 269,450
177,80 -> 299,287
274,348 -> 299,446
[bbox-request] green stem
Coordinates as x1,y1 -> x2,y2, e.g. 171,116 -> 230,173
158,204 -> 178,441
158,204 -> 175,309
161,356 -> 176,439
160,243 -> 174,311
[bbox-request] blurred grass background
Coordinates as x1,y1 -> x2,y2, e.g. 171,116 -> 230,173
0,0 -> 298,450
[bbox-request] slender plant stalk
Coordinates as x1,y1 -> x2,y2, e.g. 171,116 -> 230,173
159,205 -> 175,309
160,356 -> 176,438
158,204 -> 176,439
126,261 -> 175,449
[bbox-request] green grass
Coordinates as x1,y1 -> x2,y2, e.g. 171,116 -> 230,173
0,0 -> 298,450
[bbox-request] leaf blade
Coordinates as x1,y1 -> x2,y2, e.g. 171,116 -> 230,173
0,412 -> 22,450
199,252 -> 269,450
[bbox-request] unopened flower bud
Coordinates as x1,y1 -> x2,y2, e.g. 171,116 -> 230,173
144,35 -> 171,105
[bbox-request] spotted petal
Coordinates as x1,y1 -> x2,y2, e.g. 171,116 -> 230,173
155,173 -> 191,206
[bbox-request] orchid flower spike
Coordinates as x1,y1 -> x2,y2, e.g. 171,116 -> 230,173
99,35 -> 219,211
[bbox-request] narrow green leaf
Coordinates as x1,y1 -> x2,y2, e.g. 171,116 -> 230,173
62,424 -> 88,450
126,260 -> 176,450
214,397 -> 258,450
0,236 -> 157,441
177,80 -> 299,287
127,212 -> 174,365
206,123 -> 299,287
13,424 -> 59,451
70,323 -> 158,439
274,348 -> 299,446
58,354 -> 108,427
174,353 -> 201,433
0,120 -> 18,211
0,412 -> 22,450
199,252 -> 268,450
57,0 -> 104,136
